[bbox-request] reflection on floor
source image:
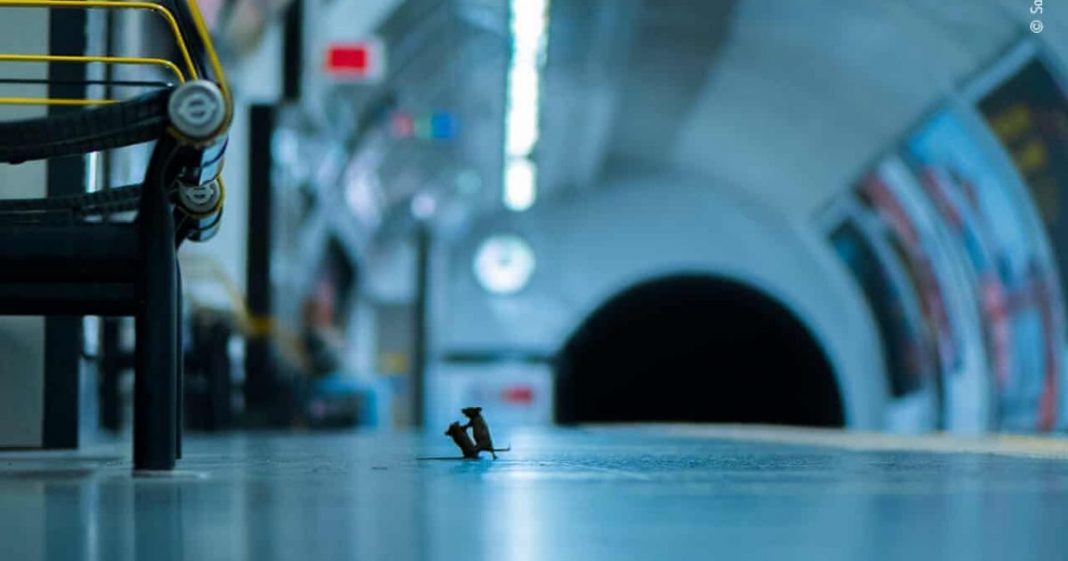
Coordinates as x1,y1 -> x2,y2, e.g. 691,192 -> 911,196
1,426 -> 1068,560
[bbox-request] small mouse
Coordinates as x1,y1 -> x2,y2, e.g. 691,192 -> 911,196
461,407 -> 510,459
445,421 -> 479,459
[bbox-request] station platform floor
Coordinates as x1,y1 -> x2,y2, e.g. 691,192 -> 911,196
2,425 -> 1068,560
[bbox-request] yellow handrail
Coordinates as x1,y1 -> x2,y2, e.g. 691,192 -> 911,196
0,54 -> 185,82
183,0 -> 232,125
0,54 -> 185,106
0,0 -> 232,133
0,0 -> 232,231
0,97 -> 115,106
0,0 -> 199,80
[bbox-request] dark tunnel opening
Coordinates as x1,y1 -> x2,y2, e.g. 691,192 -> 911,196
554,275 -> 845,426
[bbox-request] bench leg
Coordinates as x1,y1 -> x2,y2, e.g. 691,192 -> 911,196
175,266 -> 183,460
133,182 -> 178,471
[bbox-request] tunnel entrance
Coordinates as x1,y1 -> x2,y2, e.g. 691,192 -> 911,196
554,275 -> 844,426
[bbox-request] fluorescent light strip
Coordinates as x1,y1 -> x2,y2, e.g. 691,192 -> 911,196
503,0 -> 548,212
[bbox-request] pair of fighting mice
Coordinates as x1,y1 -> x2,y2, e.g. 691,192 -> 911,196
445,407 -> 510,460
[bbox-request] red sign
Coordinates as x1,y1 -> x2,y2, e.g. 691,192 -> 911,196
501,385 -> 534,404
324,40 -> 384,81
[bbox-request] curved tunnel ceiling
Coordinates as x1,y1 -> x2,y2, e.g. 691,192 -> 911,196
539,0 -> 737,195
600,0 -> 738,172
672,0 -> 1024,217
539,0 -> 1053,219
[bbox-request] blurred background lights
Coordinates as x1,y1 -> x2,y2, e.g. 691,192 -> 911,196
410,192 -> 437,220
504,158 -> 536,211
473,235 -> 537,295
503,0 -> 550,212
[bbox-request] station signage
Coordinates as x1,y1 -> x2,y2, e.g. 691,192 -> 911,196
324,39 -> 386,83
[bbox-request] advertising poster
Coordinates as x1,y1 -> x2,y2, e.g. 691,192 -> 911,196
903,108 -> 1056,430
830,216 -> 933,400
857,170 -> 959,381
829,155 -> 994,431
979,56 -> 1068,292
977,54 -> 1068,429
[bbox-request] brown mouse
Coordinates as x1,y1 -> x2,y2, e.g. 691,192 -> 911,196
461,407 -> 510,459
445,421 -> 479,459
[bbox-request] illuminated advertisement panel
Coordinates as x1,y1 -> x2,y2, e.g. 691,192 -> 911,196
829,156 -> 992,431
904,108 -> 1055,430
975,51 -> 1068,429
857,171 -> 959,379
979,56 -> 1068,286
830,215 -> 933,400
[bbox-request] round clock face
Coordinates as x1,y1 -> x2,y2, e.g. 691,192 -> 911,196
473,235 -> 536,295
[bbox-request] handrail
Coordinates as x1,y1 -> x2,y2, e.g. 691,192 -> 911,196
0,54 -> 185,82
0,54 -> 184,106
0,0 -> 232,200
182,0 -> 231,125
0,0 -> 198,80
0,0 -> 232,116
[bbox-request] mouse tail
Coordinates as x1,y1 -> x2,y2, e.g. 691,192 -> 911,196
494,444 -> 511,452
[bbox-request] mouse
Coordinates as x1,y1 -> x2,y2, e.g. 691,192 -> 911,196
445,421 -> 479,459
461,407 -> 510,460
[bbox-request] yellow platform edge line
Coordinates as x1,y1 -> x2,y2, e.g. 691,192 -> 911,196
619,424 -> 1068,460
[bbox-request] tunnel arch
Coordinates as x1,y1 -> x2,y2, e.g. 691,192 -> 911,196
554,274 -> 844,426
